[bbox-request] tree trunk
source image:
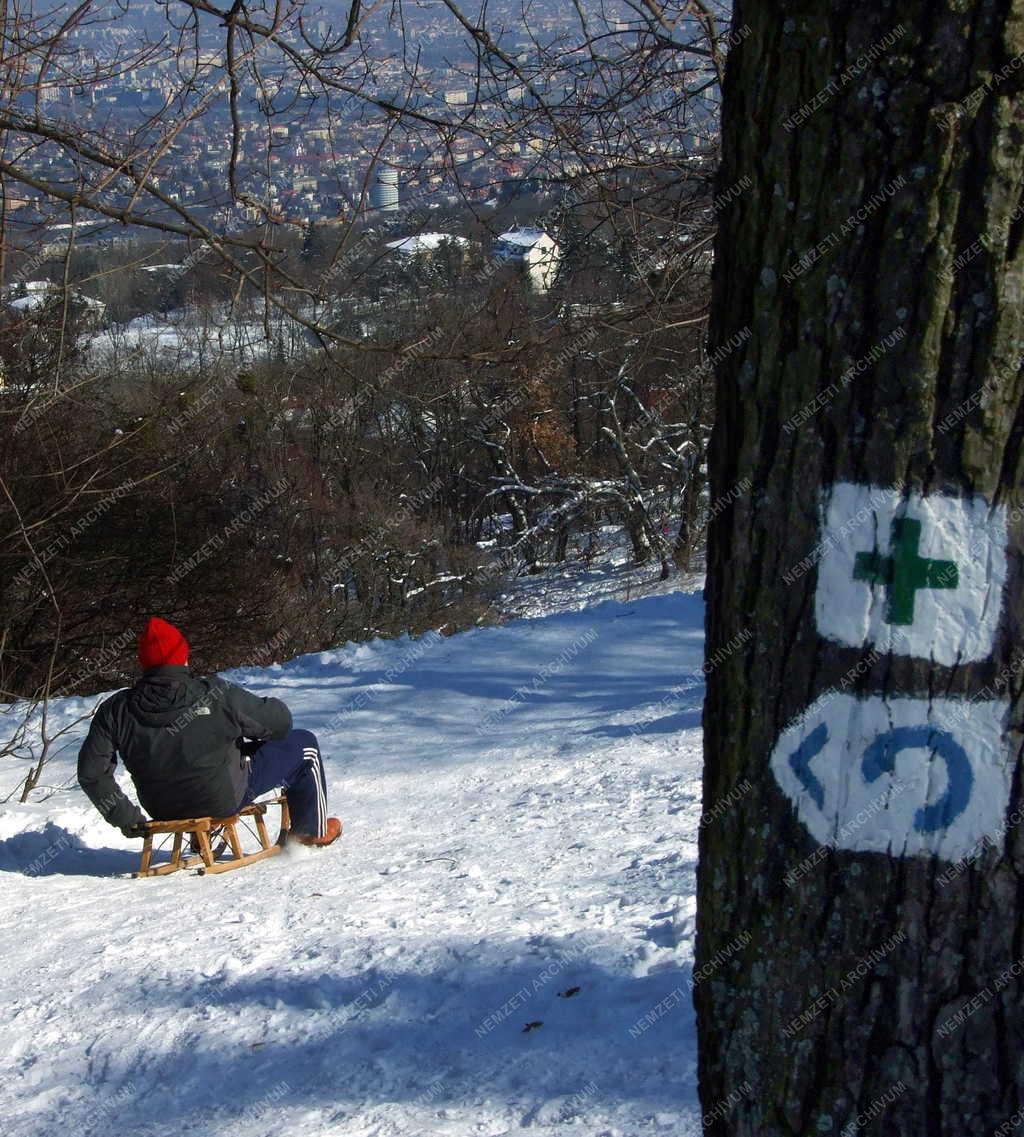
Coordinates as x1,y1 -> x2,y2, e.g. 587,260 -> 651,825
698,3 -> 1024,1135
624,494 -> 654,565
675,450 -> 705,572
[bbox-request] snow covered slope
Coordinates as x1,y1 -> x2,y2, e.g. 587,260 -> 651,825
0,579 -> 708,1137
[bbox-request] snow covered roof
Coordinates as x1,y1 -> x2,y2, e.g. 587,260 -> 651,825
495,227 -> 550,248
4,282 -> 106,312
8,294 -> 46,311
40,220 -> 107,234
384,232 -> 469,255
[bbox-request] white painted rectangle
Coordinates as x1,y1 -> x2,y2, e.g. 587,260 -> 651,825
814,483 -> 1007,665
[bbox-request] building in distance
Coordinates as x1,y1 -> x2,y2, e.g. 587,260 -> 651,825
493,227 -> 561,290
369,167 -> 400,213
385,233 -> 470,256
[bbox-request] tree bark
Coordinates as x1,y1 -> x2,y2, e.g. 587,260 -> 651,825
675,449 -> 705,572
698,2 -> 1024,1135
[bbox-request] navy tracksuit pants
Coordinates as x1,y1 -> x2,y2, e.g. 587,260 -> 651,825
243,728 -> 328,837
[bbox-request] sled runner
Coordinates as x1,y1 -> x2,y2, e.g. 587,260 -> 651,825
133,794 -> 291,878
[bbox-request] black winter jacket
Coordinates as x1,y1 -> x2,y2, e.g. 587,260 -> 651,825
77,666 -> 292,830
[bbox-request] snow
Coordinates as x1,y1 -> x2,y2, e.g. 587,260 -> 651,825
7,293 -> 47,311
384,233 -> 469,255
87,309 -> 313,368
495,228 -> 550,250
0,556 -> 707,1136
5,281 -> 106,313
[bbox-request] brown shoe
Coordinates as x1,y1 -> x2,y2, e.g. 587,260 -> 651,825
292,817 -> 342,847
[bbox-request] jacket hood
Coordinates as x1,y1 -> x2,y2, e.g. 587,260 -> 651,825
126,666 -> 210,728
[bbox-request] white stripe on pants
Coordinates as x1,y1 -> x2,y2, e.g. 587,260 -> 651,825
303,747 -> 326,836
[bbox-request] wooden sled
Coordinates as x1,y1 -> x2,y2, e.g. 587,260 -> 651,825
133,795 -> 291,878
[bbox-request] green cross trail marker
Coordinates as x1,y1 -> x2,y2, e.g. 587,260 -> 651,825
853,517 -> 959,625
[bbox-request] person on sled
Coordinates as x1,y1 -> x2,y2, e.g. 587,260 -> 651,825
77,617 -> 341,847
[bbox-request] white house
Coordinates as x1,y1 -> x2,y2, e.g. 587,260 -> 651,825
493,227 -> 561,290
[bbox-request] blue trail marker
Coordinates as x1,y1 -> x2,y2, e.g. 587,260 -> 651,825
862,726 -> 972,833
788,722 -> 829,810
769,693 -> 1010,860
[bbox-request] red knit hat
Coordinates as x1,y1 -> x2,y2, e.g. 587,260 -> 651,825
138,617 -> 189,670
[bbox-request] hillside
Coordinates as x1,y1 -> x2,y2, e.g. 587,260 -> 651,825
0,565 -> 707,1137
